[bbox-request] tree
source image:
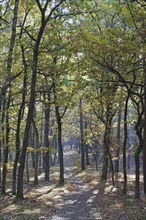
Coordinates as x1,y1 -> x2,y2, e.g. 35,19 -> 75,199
1,0 -> 20,194
79,99 -> 85,170
16,0 -> 65,199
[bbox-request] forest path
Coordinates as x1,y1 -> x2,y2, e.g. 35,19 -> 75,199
47,148 -> 102,220
2,149 -> 142,220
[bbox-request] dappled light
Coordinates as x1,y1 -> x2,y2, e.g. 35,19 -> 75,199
1,149 -> 146,219
1,0 -> 146,219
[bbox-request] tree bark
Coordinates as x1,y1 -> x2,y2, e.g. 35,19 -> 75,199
123,96 -> 129,195
55,105 -> 64,184
16,0 -> 65,198
0,98 -> 6,189
115,102 -> 122,173
85,121 -> 90,165
134,103 -> 144,199
1,95 -> 10,194
12,46 -> 27,195
101,121 -> 112,181
16,21 -> 46,199
0,0 -> 19,193
0,94 -> 1,185
0,0 -> 19,106
44,91 -> 51,182
32,118 -> 40,185
26,153 -> 29,183
135,136 -> 143,199
143,50 -> 146,195
79,99 -> 85,170
101,147 -> 108,181
0,138 -> 1,184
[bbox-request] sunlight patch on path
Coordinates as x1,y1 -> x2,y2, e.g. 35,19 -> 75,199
47,149 -> 102,220
51,215 -> 69,220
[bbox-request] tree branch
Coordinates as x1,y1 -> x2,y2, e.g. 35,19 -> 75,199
46,0 -> 65,22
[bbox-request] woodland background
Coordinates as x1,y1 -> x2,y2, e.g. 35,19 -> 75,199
0,0 -> 146,219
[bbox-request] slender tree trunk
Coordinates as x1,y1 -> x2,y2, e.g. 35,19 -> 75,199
101,147 -> 108,181
12,47 -> 27,194
143,50 -> 146,196
29,125 -> 35,169
0,139 -> 1,184
94,151 -> 98,171
0,98 -> 6,189
2,95 -> 10,194
85,121 -> 90,165
44,92 -> 51,182
31,152 -> 35,169
0,0 -> 19,103
101,121 -> 111,181
115,103 -> 122,173
123,96 -> 129,195
16,22 -> 46,199
53,134 -> 57,165
39,103 -> 44,173
55,105 -> 64,184
0,103 -> 2,184
53,80 -> 64,184
79,99 -> 85,170
34,151 -> 39,185
134,103 -> 144,198
86,144 -> 90,165
135,132 -> 143,199
108,147 -> 115,186
32,118 -> 40,185
0,0 -> 19,194
26,153 -> 29,183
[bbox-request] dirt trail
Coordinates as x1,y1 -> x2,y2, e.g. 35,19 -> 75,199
46,149 -> 102,220
2,149 -> 146,220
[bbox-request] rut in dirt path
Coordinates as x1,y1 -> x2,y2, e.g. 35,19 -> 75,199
47,149 -> 102,220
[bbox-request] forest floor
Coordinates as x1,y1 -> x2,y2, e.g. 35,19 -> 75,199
1,149 -> 146,220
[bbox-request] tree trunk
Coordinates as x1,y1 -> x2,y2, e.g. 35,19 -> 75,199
44,92 -> 51,182
101,120 -> 112,181
53,134 -> 58,165
143,49 -> 146,195
0,0 -> 19,104
135,134 -> 143,199
134,139 -> 143,199
0,139 -> 1,184
34,151 -> 39,185
115,102 -> 122,173
123,96 -> 129,195
39,104 -> 44,173
2,95 -> 10,194
86,144 -> 90,165
85,121 -> 90,165
31,117 -> 40,185
134,106 -> 144,198
134,129 -> 143,199
94,152 -> 98,171
16,21 -> 46,199
26,153 -> 29,183
0,87 -> 1,185
101,147 -> 108,181
55,105 -> 64,184
0,98 -> 6,189
12,47 -> 27,194
79,99 -> 85,170
0,0 -> 19,194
